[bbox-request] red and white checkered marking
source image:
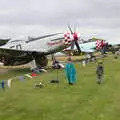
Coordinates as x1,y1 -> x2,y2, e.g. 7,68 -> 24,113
64,33 -> 72,45
63,32 -> 80,46
96,40 -> 106,50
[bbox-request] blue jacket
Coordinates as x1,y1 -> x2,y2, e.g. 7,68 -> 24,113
65,62 -> 76,83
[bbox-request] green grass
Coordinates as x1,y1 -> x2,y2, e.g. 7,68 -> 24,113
0,56 -> 120,120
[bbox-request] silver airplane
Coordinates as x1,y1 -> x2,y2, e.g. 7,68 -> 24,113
0,30 -> 81,68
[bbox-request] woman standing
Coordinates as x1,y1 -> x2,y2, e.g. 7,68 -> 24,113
65,57 -> 76,85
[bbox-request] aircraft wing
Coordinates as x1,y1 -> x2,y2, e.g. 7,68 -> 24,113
80,49 -> 95,53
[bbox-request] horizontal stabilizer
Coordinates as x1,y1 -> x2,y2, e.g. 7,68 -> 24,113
0,39 -> 10,46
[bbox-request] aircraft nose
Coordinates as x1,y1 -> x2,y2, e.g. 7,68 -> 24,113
64,33 -> 72,46
63,32 -> 80,46
96,40 -> 106,50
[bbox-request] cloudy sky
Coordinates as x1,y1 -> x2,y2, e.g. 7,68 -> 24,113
0,0 -> 120,42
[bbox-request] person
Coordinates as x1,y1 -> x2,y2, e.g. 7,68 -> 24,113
82,60 -> 86,67
1,80 -> 5,90
52,59 -> 64,69
29,59 -> 37,72
86,54 -> 91,63
96,60 -> 104,84
114,51 -> 120,59
65,56 -> 76,85
52,59 -> 61,69
7,79 -> 12,88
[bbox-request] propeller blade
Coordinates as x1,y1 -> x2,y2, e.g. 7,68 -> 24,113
67,24 -> 73,34
75,41 -> 81,54
71,41 -> 75,50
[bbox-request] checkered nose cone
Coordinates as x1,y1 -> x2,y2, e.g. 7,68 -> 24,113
96,40 -> 102,50
64,33 -> 72,45
96,40 -> 106,50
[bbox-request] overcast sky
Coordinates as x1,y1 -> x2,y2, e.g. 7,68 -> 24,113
0,0 -> 120,42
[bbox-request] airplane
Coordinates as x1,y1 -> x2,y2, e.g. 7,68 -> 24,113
65,41 -> 96,54
0,29 -> 81,68
64,40 -> 101,55
65,38 -> 120,55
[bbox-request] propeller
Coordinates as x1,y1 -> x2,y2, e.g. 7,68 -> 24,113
67,25 -> 81,54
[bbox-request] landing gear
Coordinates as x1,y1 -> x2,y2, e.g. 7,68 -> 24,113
35,55 -> 48,68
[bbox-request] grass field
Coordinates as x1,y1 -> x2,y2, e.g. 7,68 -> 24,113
0,56 -> 120,120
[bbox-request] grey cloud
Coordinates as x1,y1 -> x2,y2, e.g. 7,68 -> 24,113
0,0 -> 120,25
0,0 -> 119,42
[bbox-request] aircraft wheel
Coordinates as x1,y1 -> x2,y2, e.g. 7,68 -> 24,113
35,55 -> 48,68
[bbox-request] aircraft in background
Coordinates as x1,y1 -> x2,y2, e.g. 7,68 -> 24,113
65,41 -> 96,54
0,28 -> 81,68
64,36 -> 120,57
64,40 -> 104,54
66,38 -> 120,56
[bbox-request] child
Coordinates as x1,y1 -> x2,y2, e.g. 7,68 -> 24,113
96,61 -> 104,84
1,80 -> 5,90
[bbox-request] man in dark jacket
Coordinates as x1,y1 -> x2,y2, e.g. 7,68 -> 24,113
96,61 -> 104,84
